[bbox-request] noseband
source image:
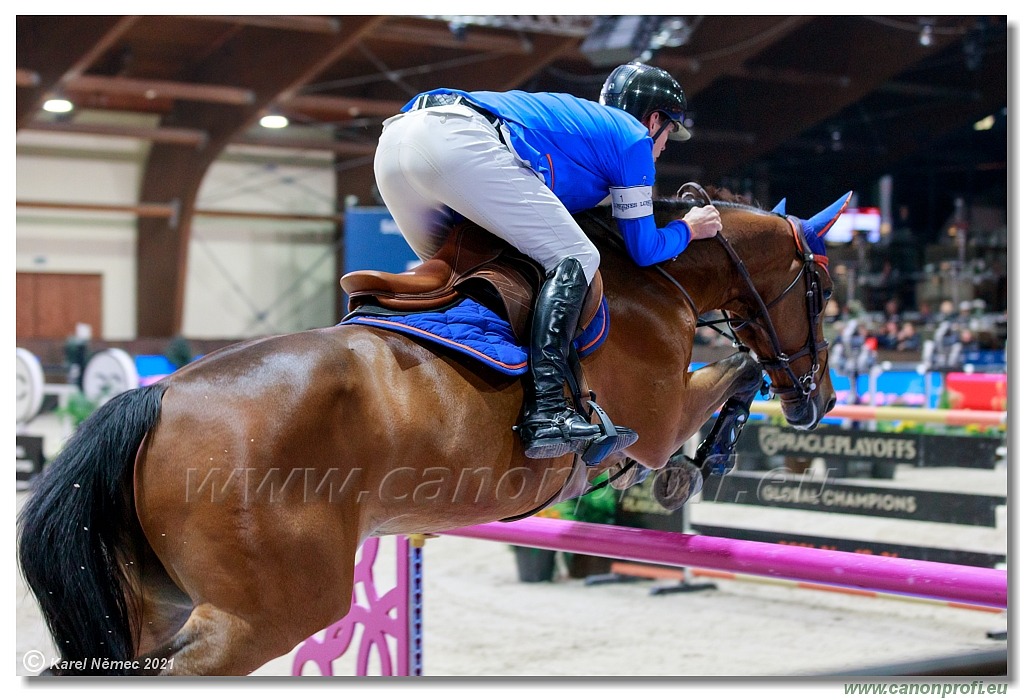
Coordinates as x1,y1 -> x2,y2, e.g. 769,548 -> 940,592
720,218 -> 829,401
677,184 -> 829,402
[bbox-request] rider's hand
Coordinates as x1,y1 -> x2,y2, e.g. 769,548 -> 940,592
682,205 -> 722,240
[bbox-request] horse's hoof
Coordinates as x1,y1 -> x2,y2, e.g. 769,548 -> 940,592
651,460 -> 704,511
607,460 -> 651,491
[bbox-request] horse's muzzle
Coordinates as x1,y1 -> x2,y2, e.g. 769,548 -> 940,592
781,392 -> 835,431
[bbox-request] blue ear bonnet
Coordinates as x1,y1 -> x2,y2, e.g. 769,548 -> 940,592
774,193 -> 852,259
802,222 -> 829,258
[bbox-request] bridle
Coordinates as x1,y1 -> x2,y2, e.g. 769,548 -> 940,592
676,183 -> 830,403
518,188 -> 831,514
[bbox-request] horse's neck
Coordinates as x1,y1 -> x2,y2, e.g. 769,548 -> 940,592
670,243 -> 734,313
585,202 -> 790,316
673,216 -> 790,315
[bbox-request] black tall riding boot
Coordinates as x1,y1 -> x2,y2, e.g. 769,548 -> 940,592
517,258 -> 633,460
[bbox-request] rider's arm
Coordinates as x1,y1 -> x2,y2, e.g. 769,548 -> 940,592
607,134 -> 693,267
616,216 -> 692,267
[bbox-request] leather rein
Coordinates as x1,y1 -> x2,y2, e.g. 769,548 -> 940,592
507,186 -> 831,520
672,183 -> 830,402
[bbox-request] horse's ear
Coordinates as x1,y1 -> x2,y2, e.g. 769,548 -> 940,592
803,191 -> 853,239
771,198 -> 787,215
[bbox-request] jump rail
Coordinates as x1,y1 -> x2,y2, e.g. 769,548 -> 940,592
444,518 -> 1007,610
750,400 -> 1007,428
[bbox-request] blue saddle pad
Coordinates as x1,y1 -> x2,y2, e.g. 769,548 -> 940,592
340,296 -> 610,376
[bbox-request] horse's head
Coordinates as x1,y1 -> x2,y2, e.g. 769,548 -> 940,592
714,190 -> 849,430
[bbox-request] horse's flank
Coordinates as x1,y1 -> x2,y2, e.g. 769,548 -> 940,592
18,192 -> 836,675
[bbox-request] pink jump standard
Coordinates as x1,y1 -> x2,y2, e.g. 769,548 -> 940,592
291,518 -> 1005,675
445,519 -> 1007,609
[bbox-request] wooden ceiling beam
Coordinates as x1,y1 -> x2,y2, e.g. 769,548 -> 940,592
17,199 -> 177,218
16,68 -> 40,88
285,94 -> 406,119
17,199 -> 343,224
500,35 -> 580,89
23,120 -> 208,147
369,20 -> 533,54
64,17 -> 140,80
694,19 -> 973,184
723,65 -> 851,89
656,16 -> 813,96
66,75 -> 255,105
177,15 -> 341,34
21,119 -> 380,155
232,133 -> 377,156
16,16 -> 140,128
136,16 -> 388,336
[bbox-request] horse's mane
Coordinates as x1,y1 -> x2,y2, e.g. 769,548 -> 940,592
658,186 -> 765,215
581,185 -> 769,251
702,186 -> 764,212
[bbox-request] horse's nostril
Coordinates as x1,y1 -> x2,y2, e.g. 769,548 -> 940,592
825,396 -> 836,413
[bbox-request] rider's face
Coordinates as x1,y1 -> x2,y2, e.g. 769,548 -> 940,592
648,113 -> 678,161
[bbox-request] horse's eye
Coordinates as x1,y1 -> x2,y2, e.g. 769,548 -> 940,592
823,288 -> 833,301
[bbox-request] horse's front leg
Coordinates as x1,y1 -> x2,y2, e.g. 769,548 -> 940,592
690,351 -> 765,477
617,351 -> 763,509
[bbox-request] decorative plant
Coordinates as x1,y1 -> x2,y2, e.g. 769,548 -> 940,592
547,485 -> 618,524
54,390 -> 98,429
513,485 -> 621,581
165,335 -> 195,369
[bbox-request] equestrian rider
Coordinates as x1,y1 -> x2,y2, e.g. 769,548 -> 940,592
373,62 -> 722,461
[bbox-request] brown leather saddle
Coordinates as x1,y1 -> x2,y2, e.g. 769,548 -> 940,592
340,221 -> 604,344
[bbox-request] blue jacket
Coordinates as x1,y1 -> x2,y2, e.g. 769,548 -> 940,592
402,89 -> 692,267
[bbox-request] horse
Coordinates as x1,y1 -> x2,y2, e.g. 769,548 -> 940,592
18,186 -> 844,675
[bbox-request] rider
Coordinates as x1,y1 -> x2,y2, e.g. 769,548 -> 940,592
373,62 -> 722,461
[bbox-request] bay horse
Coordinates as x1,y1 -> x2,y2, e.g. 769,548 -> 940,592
18,187 -> 843,675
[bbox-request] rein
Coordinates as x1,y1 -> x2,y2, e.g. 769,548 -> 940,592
674,182 -> 829,401
586,184 -> 829,401
527,187 -> 830,509
711,223 -> 828,400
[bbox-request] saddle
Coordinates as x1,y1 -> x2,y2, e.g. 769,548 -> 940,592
340,221 -> 604,344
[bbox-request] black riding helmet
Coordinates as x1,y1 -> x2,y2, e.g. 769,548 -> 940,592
599,62 -> 690,141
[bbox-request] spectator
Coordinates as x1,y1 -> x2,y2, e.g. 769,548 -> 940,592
916,301 -> 934,325
883,297 -> 901,324
959,328 -> 980,353
938,299 -> 957,321
896,322 -> 921,352
877,320 -> 901,350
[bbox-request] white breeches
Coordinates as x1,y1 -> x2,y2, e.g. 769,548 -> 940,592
373,104 -> 600,283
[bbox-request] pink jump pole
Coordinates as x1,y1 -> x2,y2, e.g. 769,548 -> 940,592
445,518 -> 1006,610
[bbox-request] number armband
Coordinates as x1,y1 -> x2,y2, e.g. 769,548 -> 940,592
609,186 -> 653,220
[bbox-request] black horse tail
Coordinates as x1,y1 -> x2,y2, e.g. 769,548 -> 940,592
18,382 -> 167,674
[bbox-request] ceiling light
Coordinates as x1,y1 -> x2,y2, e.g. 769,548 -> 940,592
974,115 -> 995,131
43,98 -> 74,113
260,114 -> 289,129
919,23 -> 933,46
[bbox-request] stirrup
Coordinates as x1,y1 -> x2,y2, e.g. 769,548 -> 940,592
517,409 -> 600,460
580,401 -> 638,466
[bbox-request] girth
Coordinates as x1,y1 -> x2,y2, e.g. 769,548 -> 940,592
340,222 -> 604,343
